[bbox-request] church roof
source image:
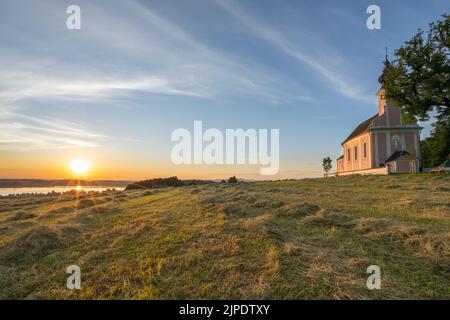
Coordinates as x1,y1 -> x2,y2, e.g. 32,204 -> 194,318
341,114 -> 378,145
385,150 -> 410,162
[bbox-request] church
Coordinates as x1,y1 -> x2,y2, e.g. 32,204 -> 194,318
336,66 -> 422,175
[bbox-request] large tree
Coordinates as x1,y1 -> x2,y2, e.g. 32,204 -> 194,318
384,14 -> 449,122
383,14 -> 449,166
420,120 -> 450,168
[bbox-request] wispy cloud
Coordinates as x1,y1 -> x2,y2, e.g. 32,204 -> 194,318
0,0 -> 318,152
0,0 -> 329,152
0,107 -> 107,151
215,0 -> 374,104
0,72 -> 208,103
0,0 -> 312,104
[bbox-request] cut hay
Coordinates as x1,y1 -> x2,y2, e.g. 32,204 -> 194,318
6,211 -> 37,222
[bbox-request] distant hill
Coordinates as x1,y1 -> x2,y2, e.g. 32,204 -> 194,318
0,179 -> 133,188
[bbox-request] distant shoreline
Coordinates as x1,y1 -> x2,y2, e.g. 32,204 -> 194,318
0,179 -> 133,188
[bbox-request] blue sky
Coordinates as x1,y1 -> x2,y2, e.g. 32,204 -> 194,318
0,0 -> 448,179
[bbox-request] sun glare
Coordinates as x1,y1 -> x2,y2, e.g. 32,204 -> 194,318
70,158 -> 90,175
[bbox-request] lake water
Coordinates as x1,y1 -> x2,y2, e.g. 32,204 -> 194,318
0,186 -> 125,196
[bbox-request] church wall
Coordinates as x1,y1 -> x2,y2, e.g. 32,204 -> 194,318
377,90 -> 385,115
386,105 -> 402,125
342,133 -> 371,172
396,159 -> 412,172
375,132 -> 387,165
406,133 -> 415,151
405,131 -> 420,160
337,158 -> 344,173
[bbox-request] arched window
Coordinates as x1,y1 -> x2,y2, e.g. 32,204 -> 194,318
392,135 -> 401,150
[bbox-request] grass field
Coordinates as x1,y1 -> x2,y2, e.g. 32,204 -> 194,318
0,174 -> 449,299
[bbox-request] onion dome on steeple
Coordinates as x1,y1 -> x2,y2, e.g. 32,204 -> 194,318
378,48 -> 391,86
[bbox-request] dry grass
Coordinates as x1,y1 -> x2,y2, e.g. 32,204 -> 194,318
0,174 -> 449,299
6,211 -> 37,222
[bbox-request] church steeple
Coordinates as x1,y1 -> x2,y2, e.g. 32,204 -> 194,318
377,53 -> 391,115
378,49 -> 390,88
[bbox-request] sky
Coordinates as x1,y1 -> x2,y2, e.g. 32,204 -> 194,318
0,0 -> 448,180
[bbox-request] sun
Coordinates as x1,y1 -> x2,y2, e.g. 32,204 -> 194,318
70,158 -> 91,175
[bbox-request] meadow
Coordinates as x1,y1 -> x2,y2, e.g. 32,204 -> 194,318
0,174 -> 448,299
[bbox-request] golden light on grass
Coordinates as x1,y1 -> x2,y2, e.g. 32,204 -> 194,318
70,158 -> 90,175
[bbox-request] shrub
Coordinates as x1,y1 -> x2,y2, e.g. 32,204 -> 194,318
126,177 -> 215,190
227,176 -> 238,184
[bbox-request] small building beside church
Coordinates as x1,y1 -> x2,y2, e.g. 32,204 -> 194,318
336,67 -> 422,175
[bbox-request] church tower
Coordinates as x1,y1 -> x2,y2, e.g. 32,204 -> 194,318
376,57 -> 391,116
376,87 -> 387,116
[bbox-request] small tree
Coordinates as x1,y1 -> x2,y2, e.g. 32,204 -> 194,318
227,176 -> 238,184
322,157 -> 332,173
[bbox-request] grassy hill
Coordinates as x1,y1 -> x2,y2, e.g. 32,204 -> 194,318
0,174 -> 448,299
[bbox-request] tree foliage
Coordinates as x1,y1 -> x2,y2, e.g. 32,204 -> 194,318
383,14 -> 449,123
420,120 -> 450,167
383,14 -> 450,167
125,177 -> 212,190
227,176 -> 238,184
322,157 -> 332,173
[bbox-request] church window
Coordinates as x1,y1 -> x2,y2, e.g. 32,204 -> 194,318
392,135 -> 401,150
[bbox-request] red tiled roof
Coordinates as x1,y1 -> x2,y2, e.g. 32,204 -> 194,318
341,114 -> 378,145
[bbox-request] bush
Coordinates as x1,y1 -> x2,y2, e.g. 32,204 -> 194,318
125,177 -> 213,190
227,176 -> 238,184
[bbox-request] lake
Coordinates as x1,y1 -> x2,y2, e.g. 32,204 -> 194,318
0,186 -> 125,196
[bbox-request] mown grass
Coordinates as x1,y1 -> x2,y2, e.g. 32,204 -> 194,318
0,174 -> 448,299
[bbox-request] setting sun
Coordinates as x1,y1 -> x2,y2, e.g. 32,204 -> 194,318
70,158 -> 90,175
